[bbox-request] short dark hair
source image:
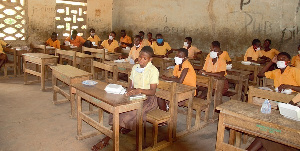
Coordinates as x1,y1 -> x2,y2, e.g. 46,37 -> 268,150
212,41 -> 220,48
51,32 -> 57,36
72,30 -> 77,35
147,32 -> 152,36
265,39 -> 271,44
140,46 -> 154,57
121,30 -> 126,33
298,44 -> 300,49
139,31 -> 145,35
277,52 -> 291,60
89,28 -> 95,32
110,31 -> 116,36
156,33 -> 162,38
134,35 -> 141,39
185,37 -> 192,43
252,39 -> 261,45
178,48 -> 188,57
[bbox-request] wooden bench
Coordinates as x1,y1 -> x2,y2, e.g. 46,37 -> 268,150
55,49 -> 76,66
82,46 -> 105,62
91,60 -> 114,83
75,52 -> 93,72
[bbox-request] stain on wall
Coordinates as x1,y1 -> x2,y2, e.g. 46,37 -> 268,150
112,0 -> 300,57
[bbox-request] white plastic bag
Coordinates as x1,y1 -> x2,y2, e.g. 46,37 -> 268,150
261,99 -> 271,114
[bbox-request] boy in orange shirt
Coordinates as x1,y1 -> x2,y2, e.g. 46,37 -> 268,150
65,30 -> 85,47
244,39 -> 264,62
120,30 -> 132,48
138,31 -> 149,46
87,28 -> 101,46
147,32 -> 155,45
160,48 -> 196,110
291,45 -> 300,69
151,34 -> 172,57
261,39 -> 280,60
46,32 -> 60,49
99,31 -> 119,53
128,35 -> 144,62
183,37 -> 202,59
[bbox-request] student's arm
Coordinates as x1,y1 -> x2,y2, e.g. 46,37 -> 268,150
161,68 -> 188,83
258,56 -> 276,77
278,84 -> 300,93
126,84 -> 157,96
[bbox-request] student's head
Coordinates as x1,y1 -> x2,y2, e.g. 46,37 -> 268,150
90,28 -> 95,36
121,30 -> 126,37
263,39 -> 271,48
109,31 -> 116,40
139,31 -> 145,39
276,52 -> 291,69
51,32 -> 57,41
210,41 -> 221,59
252,39 -> 261,50
134,35 -> 141,46
147,32 -> 152,39
72,30 -> 78,36
138,46 -> 154,68
176,48 -> 188,58
184,37 -> 192,46
156,34 -> 163,44
298,44 -> 300,51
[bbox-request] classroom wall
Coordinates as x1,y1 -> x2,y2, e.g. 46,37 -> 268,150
112,0 -> 300,57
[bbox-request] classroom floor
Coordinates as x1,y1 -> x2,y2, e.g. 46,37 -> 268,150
0,73 -> 252,151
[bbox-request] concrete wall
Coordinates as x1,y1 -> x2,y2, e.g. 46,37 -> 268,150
112,0 -> 300,56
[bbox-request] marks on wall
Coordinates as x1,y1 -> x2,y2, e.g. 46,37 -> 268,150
95,9 -> 101,17
240,0 -> 251,10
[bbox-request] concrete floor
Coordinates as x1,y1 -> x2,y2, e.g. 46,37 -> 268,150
0,74 -> 248,151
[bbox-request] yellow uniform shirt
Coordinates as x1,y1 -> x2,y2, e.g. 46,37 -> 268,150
151,42 -> 171,56
120,35 -> 132,48
183,45 -> 201,59
129,62 -> 159,89
141,39 -> 149,46
173,60 -> 196,88
46,38 -> 60,49
129,45 -> 143,60
219,51 -> 231,62
65,36 -> 85,47
0,40 -> 7,54
265,66 -> 300,88
261,48 -> 280,59
244,46 -> 263,61
101,39 -> 119,53
291,55 -> 300,69
203,54 -> 227,75
87,35 -> 101,45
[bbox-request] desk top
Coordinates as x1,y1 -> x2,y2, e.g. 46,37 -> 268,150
72,80 -> 144,107
217,100 -> 300,131
23,53 -> 58,59
51,65 -> 91,78
104,61 -> 134,69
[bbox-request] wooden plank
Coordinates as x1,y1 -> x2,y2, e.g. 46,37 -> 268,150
24,68 -> 41,77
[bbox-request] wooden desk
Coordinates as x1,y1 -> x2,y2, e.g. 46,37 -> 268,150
51,65 -> 92,118
23,53 -> 58,91
103,61 -> 134,70
105,52 -> 122,61
72,81 -> 144,151
156,83 -> 196,138
216,100 -> 300,151
10,47 -> 28,75
152,57 -> 174,72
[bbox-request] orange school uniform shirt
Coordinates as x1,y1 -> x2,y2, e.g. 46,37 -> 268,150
46,38 -> 60,49
261,48 -> 280,59
244,46 -> 262,61
173,60 -> 196,88
0,40 -> 7,54
291,55 -> 300,69
203,54 -> 227,75
87,35 -> 101,45
129,45 -> 144,60
265,66 -> 300,88
101,39 -> 119,52
151,42 -> 171,56
219,51 -> 231,62
120,35 -> 132,48
141,39 -> 149,46
183,45 -> 201,59
65,36 -> 85,47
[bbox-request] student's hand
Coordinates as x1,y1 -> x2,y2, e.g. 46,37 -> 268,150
161,75 -> 168,80
272,55 -> 277,63
247,57 -> 252,61
126,89 -> 141,96
198,70 -> 206,75
121,42 -> 125,45
278,84 -> 291,92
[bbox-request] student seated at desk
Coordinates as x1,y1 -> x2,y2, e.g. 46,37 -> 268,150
261,39 -> 280,60
147,32 -> 155,45
160,48 -> 197,110
198,41 -> 228,99
0,40 -> 11,69
99,31 -> 119,53
244,39 -> 264,63
65,30 -> 85,47
258,52 -> 300,92
91,46 -> 159,150
183,37 -> 202,59
87,28 -> 101,46
45,32 -> 60,49
138,31 -> 149,46
128,35 -> 144,62
291,44 -> 300,69
151,33 -> 172,57
120,30 -> 132,48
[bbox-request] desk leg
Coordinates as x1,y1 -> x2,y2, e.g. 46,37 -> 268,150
173,95 -> 179,140
23,61 -> 28,84
136,103 -> 143,151
186,95 -> 193,131
77,95 -> 82,136
41,61 -> 45,91
113,108 -> 120,151
213,79 -> 224,118
70,85 -> 76,118
52,75 -> 57,102
17,56 -> 21,75
216,113 -> 225,151
229,129 -> 236,145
